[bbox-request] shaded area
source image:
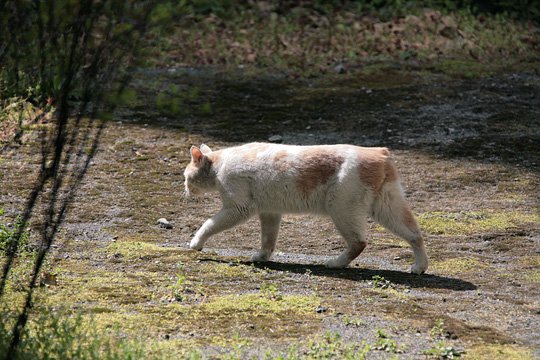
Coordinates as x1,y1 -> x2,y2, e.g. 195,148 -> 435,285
121,67 -> 540,173
202,258 -> 478,291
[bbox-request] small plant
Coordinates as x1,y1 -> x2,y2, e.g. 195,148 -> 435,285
171,261 -> 188,301
342,315 -> 364,328
424,341 -> 463,359
371,275 -> 393,289
430,318 -> 446,339
0,215 -> 30,256
220,333 -> 251,360
260,282 -> 282,301
425,318 -> 463,358
373,329 -> 400,353
305,332 -> 370,360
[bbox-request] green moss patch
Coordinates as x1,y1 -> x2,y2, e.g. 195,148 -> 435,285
430,257 -> 488,275
434,59 -> 494,79
521,271 -> 540,284
467,344 -> 533,360
198,293 -> 318,316
519,256 -> 540,267
191,293 -> 321,340
418,210 -> 538,236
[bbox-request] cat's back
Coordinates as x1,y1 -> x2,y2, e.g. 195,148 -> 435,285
213,142 -> 393,179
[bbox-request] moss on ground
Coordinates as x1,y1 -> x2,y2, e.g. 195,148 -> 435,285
519,256 -> 540,267
433,59 -> 495,79
418,210 -> 539,236
467,344 -> 534,360
521,270 -> 540,284
430,257 -> 488,275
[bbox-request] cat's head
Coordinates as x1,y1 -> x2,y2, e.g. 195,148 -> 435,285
183,144 -> 215,197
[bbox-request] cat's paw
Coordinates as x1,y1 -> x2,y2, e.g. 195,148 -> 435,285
189,239 -> 204,251
250,251 -> 272,262
410,262 -> 428,275
325,258 -> 348,269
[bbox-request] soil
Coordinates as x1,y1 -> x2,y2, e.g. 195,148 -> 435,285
1,65 -> 539,358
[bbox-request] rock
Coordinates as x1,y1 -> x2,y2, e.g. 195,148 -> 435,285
268,135 -> 282,143
334,63 -> 346,74
157,218 -> 173,229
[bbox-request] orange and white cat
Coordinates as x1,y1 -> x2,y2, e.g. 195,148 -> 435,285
184,143 -> 428,274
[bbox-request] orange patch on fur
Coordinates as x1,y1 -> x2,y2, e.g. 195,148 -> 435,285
358,147 -> 398,192
384,159 -> 398,183
240,143 -> 269,162
295,149 -> 344,196
402,205 -> 419,231
273,150 -> 290,172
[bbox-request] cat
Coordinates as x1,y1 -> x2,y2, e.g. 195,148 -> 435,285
183,142 -> 428,274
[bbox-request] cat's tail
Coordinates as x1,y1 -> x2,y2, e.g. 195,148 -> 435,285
370,175 -> 428,274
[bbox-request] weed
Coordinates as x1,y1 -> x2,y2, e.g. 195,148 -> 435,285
260,282 -> 283,301
171,273 -> 187,301
424,341 -> 463,359
218,333 -> 251,360
0,308 -> 145,359
430,318 -> 447,339
305,332 -> 370,360
373,329 -> 400,353
342,315 -> 364,328
371,275 -> 393,289
0,215 -> 30,256
425,318 -> 463,359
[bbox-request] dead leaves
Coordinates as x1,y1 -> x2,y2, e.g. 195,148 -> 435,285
163,8 -> 534,72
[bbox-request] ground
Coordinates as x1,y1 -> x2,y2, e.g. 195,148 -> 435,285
1,64 -> 539,358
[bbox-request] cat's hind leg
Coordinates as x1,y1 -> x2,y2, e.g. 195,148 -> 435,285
371,183 -> 428,274
190,207 -> 253,250
326,213 -> 367,269
251,213 -> 282,262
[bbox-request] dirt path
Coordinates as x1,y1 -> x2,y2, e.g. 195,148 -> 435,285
2,66 -> 539,358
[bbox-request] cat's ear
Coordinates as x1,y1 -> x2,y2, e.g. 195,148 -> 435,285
200,144 -> 212,154
190,146 -> 204,166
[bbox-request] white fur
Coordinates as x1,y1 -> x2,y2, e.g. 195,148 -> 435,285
184,142 -> 428,274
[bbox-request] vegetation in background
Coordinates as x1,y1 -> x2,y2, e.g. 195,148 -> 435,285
0,216 -> 30,257
148,0 -> 538,75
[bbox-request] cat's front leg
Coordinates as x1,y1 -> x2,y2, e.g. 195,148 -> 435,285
251,213 -> 282,262
190,207 -> 253,250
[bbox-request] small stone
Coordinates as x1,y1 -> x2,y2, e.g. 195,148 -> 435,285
157,218 -> 173,229
334,63 -> 346,73
316,305 -> 328,313
268,135 -> 283,143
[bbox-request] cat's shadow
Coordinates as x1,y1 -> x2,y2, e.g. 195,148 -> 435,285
202,258 -> 477,291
